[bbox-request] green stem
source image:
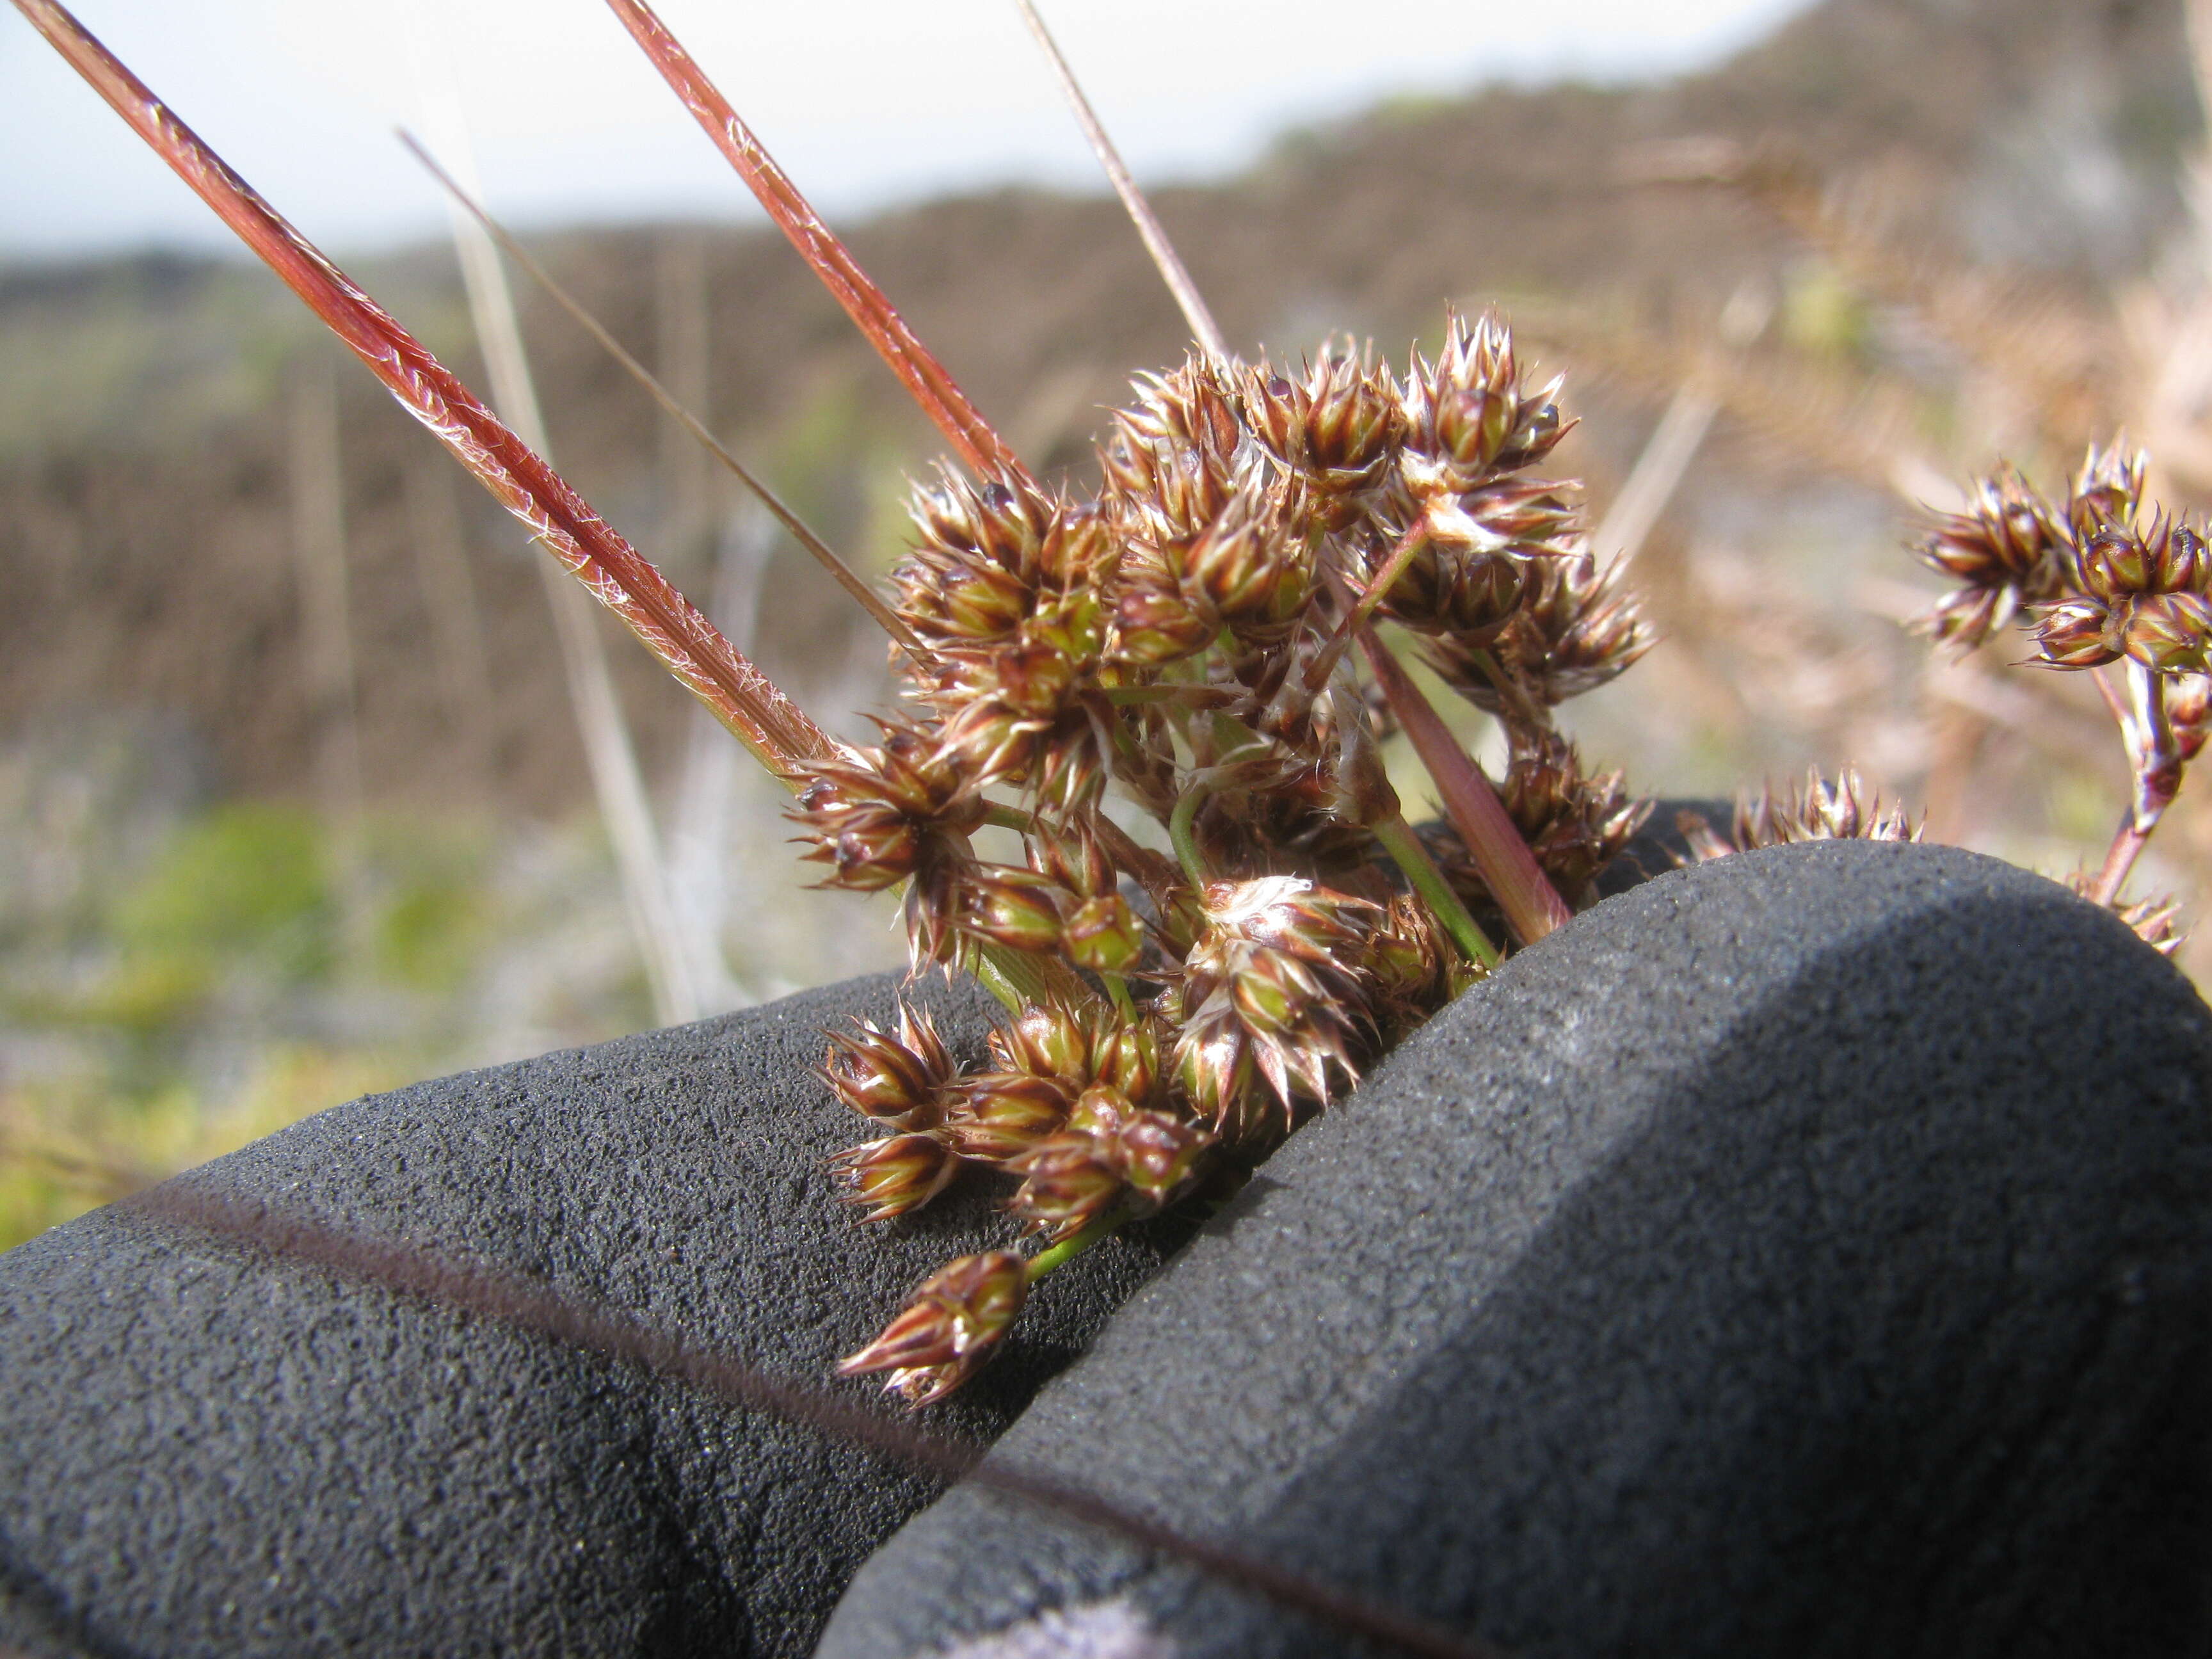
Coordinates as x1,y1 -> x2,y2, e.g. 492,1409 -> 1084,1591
1371,812 -> 1500,970
1169,778 -> 1212,885
1025,1203 -> 1135,1281
1102,972 -> 1136,1018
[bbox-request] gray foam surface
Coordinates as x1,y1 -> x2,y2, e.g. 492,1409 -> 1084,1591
821,841 -> 2212,1659
0,971 -> 1177,1658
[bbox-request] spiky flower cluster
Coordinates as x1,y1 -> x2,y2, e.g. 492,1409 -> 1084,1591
1677,767 -> 1921,861
1916,443 -> 2212,675
796,312 -> 1658,1404
1916,442 -> 2204,942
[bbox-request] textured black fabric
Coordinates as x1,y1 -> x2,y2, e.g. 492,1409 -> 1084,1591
821,841 -> 2212,1659
0,971 -> 1175,1659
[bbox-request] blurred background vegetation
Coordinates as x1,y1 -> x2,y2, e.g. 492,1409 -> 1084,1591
3,0 -> 2206,1246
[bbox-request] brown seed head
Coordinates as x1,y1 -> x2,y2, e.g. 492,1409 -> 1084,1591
1914,466 -> 2067,649
894,471 -> 1110,650
1111,561 -> 1217,665
1062,891 -> 1146,972
2066,441 -> 2149,543
837,1251 -> 1029,1407
1109,1102 -> 1213,1205
1367,891 -> 1478,1032
1431,548 -> 1651,711
1242,342 -> 1403,497
1006,1129 -> 1128,1241
1170,484 -> 1309,627
942,1071 -> 1074,1162
1733,767 -> 1919,850
1174,877 -> 1379,1125
790,719 -> 986,886
2077,517 -> 2209,601
2032,595 -> 2125,670
955,865 -> 1068,956
818,1003 -> 958,1130
1101,357 -> 1251,540
828,1132 -> 960,1222
2119,591 -> 2212,673
1399,309 -> 1565,497
1499,727 -> 1651,901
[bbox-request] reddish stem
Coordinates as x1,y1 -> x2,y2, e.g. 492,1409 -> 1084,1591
13,0 -> 831,780
604,0 -> 1027,485
1359,627 -> 1573,946
2091,661 -> 2181,906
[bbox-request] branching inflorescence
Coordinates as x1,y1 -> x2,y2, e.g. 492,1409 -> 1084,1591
26,0 -> 2208,1415
1912,442 -> 2209,947
813,321 -> 1656,1404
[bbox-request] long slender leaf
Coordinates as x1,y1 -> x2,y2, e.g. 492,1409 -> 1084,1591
602,0 -> 1027,483
12,0 -> 833,780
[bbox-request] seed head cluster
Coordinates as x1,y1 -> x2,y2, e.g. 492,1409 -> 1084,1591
1916,442 -> 2212,679
1915,441 -> 2206,952
809,311 -> 1659,1404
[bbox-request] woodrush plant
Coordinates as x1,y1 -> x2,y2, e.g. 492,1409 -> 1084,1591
14,0 -> 2201,1409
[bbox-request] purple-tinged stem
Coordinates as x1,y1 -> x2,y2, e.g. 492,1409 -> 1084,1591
13,0 -> 833,781
604,0 -> 1027,485
2091,660 -> 2183,906
1359,626 -> 1573,945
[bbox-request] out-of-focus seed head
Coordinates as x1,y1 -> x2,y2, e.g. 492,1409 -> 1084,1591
1914,465 -> 2069,650
2064,869 -> 2184,958
1499,728 -> 1652,902
942,1071 -> 1073,1162
817,1003 -> 957,1130
828,1132 -> 960,1222
837,1251 -> 1029,1407
1733,767 -> 1920,850
2119,591 -> 2212,673
2067,441 -> 2149,543
1430,548 -> 1651,712
2116,893 -> 2184,956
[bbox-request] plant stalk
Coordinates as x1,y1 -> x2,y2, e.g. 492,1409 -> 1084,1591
1370,813 -> 1500,970
1169,780 -> 1212,885
603,0 -> 1027,483
1358,626 -> 1573,945
16,0 -> 835,783
1025,1203 -> 1135,1281
2092,660 -> 2184,905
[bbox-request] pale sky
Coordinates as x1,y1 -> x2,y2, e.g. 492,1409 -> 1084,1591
0,0 -> 1814,260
